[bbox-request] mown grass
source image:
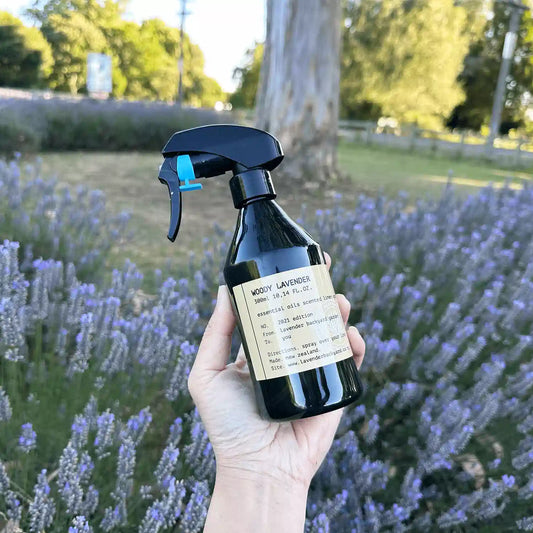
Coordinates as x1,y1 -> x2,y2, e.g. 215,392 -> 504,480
338,141 -> 533,197
33,144 -> 533,281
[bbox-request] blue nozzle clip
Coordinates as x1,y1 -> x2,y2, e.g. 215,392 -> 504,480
177,155 -> 202,191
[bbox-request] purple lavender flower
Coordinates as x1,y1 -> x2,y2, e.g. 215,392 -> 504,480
100,330 -> 129,375
502,474 -> 516,488
167,417 -> 183,446
94,410 -> 115,459
0,462 -> 9,494
18,422 -> 37,453
0,387 -> 12,422
29,469 -> 56,532
71,415 -> 89,450
121,407 -> 152,445
155,443 -> 180,489
57,443 -> 84,514
139,477 -> 187,533
69,515 -> 93,533
177,480 -> 209,532
364,414 -> 380,445
67,312 -> 95,377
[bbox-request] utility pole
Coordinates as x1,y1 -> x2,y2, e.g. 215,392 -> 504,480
177,0 -> 191,106
487,0 -> 528,151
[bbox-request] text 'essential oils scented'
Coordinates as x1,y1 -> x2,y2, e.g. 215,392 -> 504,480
157,124 -> 363,420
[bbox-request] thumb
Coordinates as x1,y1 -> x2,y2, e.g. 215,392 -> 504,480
190,285 -> 236,380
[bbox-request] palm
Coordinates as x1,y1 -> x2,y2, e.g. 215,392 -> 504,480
196,357 -> 344,484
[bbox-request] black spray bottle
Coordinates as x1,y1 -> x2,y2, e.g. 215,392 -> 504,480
157,124 -> 363,421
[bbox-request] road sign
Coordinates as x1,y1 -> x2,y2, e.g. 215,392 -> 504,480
87,53 -> 112,95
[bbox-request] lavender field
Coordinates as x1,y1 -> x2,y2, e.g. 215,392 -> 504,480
0,97 -> 235,154
1,156 -> 533,532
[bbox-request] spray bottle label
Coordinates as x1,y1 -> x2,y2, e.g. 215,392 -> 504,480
233,265 -> 353,380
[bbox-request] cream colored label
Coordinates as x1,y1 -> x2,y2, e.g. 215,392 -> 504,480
233,265 -> 352,380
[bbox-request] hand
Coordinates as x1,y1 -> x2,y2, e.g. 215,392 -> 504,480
188,255 -> 365,532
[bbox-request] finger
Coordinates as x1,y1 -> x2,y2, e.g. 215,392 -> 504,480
348,326 -> 365,370
336,293 -> 351,325
191,286 -> 236,377
324,251 -> 331,270
235,344 -> 248,369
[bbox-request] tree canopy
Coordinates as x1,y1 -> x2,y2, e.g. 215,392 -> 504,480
448,1 -> 533,133
230,43 -> 263,110
231,0 -> 533,132
0,0 -> 224,105
341,0 -> 470,128
0,11 -> 53,88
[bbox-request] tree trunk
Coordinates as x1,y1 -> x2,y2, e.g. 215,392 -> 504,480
255,0 -> 342,186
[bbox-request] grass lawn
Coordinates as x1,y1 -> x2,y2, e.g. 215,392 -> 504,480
338,141 -> 533,197
34,143 -> 533,278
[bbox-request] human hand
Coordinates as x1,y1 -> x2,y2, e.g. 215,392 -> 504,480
188,255 -> 365,491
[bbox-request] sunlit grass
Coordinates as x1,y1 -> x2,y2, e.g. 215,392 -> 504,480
33,144 -> 533,281
338,141 -> 533,197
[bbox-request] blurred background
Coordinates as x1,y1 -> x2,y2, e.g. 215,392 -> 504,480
2,1 -> 533,532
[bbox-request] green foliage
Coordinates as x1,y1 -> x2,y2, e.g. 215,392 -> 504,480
229,2 -> 469,128
230,43 -> 263,109
449,3 -> 533,132
41,11 -> 108,94
24,0 -> 225,105
0,11 -> 53,88
341,0 -> 469,128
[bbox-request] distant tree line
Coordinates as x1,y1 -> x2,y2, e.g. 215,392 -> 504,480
231,0 -> 533,134
0,0 -> 225,106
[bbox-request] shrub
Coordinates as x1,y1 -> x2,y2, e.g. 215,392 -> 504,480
0,101 -> 45,154
0,158 -> 129,282
0,98 -> 237,155
2,159 -> 533,531
0,241 -> 211,532
301,184 -> 533,531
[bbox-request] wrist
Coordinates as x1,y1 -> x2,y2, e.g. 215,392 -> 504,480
204,466 -> 309,533
216,463 -> 312,492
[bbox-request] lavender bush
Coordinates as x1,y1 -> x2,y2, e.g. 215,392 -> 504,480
0,98 -> 236,155
1,154 -> 533,531
301,183 -> 533,531
0,240 -> 211,531
0,158 -> 129,282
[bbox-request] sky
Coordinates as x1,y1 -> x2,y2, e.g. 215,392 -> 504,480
0,0 -> 266,92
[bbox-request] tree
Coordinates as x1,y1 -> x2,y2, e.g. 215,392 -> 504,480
30,0 -> 224,104
256,0 -> 342,183
448,2 -> 533,133
341,0 -> 469,128
230,43 -> 263,109
41,11 -> 107,94
0,11 -> 53,88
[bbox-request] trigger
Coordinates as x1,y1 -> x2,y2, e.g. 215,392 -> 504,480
158,158 -> 183,242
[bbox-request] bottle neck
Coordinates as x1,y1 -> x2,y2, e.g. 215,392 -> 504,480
229,169 -> 276,208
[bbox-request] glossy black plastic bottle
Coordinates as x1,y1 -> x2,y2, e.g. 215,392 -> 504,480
157,124 -> 364,421
224,196 -> 363,421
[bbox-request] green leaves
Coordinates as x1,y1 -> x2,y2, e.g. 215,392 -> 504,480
0,11 -> 53,88
341,0 -> 470,128
3,1 -> 224,105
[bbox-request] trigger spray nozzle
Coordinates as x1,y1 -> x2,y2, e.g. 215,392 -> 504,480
157,124 -> 284,243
